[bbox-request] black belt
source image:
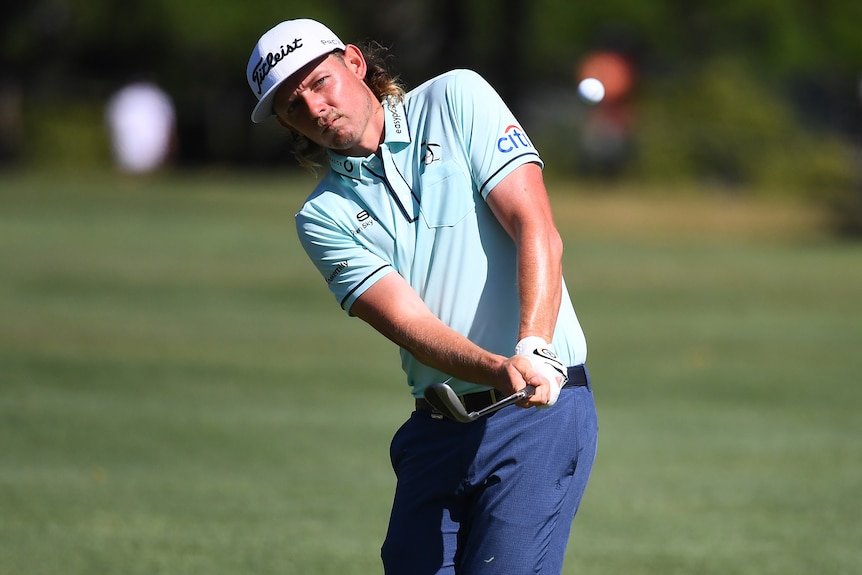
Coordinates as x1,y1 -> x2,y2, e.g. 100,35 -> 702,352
415,364 -> 589,413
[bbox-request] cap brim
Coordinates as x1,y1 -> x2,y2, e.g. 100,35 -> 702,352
251,79 -> 288,123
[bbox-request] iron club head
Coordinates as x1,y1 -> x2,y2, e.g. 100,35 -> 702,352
423,383 -> 535,422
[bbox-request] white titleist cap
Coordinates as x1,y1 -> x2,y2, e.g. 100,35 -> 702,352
247,19 -> 345,123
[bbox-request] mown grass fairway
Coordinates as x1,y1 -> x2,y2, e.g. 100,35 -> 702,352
1,172 -> 860,574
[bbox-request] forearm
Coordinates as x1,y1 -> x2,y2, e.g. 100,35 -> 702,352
488,164 -> 563,341
350,259 -> 558,405
350,273 -> 513,390
516,223 -> 563,342
389,315 -> 509,388
486,162 -> 565,343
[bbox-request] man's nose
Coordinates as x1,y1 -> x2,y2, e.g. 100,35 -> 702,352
302,92 -> 328,118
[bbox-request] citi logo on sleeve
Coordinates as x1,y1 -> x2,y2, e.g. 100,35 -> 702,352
497,125 -> 533,153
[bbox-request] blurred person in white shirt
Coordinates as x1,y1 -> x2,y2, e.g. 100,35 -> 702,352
105,81 -> 176,173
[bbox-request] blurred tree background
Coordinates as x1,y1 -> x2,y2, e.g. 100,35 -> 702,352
1,0 -> 861,225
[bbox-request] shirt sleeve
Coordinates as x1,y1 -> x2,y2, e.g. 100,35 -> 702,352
443,70 -> 544,198
295,195 -> 395,314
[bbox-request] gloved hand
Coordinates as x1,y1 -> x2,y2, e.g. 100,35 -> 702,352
515,336 -> 568,407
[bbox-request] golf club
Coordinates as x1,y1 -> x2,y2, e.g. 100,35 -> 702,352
423,383 -> 536,422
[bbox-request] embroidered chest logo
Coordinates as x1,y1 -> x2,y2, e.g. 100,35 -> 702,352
351,209 -> 378,236
422,141 -> 442,165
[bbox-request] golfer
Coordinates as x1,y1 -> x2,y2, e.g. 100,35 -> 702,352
246,18 -> 598,574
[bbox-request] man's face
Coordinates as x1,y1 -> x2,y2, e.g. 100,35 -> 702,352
272,47 -> 380,156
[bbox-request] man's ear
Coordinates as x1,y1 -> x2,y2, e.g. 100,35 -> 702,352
342,44 -> 367,80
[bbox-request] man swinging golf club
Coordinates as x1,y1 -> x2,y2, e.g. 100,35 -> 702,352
246,18 -> 598,574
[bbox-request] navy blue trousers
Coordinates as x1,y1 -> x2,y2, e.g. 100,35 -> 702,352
381,378 -> 598,574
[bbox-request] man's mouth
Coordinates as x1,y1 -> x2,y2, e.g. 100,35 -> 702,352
320,115 -> 339,133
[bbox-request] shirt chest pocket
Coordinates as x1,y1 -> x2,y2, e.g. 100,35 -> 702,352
417,161 -> 476,228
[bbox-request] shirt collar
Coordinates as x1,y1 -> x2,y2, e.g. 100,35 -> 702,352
328,96 -> 411,179
382,96 -> 410,147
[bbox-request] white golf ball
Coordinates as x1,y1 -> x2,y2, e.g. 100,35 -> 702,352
578,78 -> 605,104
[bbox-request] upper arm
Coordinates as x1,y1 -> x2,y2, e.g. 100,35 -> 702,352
486,162 -> 559,245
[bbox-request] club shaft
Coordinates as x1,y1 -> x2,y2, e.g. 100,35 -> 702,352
472,385 -> 534,418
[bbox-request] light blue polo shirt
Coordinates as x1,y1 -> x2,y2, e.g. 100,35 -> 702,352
296,69 -> 587,397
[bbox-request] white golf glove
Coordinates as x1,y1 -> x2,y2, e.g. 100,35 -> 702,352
515,336 -> 568,408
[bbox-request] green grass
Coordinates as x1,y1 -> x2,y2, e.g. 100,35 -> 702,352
1,172 -> 860,574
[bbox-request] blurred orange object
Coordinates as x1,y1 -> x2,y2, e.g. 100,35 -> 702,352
577,51 -> 634,102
